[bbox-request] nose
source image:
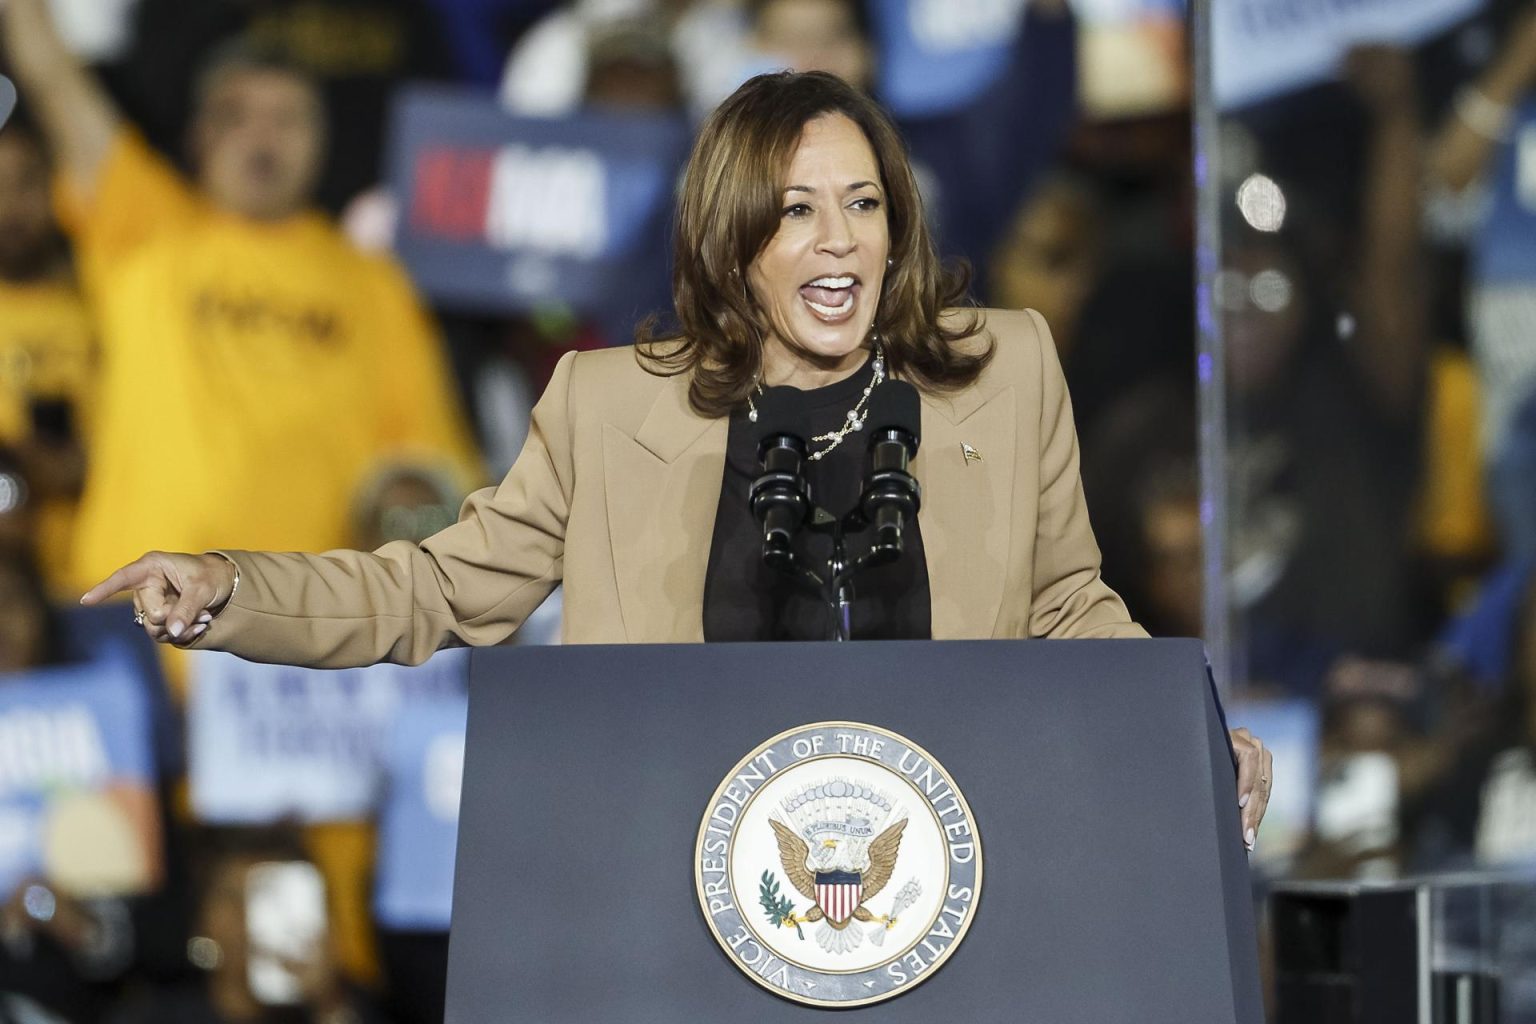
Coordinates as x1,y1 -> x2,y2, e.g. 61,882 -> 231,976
815,205 -> 855,258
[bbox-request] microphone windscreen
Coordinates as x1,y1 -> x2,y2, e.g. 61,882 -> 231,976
0,78 -> 15,134
867,380 -> 921,442
753,385 -> 806,444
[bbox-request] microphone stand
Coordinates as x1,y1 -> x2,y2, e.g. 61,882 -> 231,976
815,418 -> 921,640
829,527 -> 853,642
787,506 -> 905,642
753,508 -> 882,641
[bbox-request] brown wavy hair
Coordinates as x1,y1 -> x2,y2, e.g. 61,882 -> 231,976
636,71 -> 990,417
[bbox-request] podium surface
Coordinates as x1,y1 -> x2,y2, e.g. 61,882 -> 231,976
447,639 -> 1262,1022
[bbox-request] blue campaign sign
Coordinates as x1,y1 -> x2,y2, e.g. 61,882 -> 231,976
188,649 -> 469,824
373,694 -> 468,931
1213,0 -> 1482,110
1474,100 -> 1536,286
870,0 -> 1029,119
0,646 -> 161,898
387,85 -> 690,324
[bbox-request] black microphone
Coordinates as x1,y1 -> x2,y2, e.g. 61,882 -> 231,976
859,380 -> 921,560
0,77 -> 16,134
748,387 -> 811,572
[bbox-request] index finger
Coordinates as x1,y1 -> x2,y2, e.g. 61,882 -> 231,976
80,560 -> 159,606
1232,733 -> 1261,807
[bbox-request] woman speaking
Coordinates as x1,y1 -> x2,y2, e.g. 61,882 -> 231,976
82,70 -> 1273,842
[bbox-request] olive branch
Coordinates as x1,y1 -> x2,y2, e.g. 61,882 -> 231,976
759,871 -> 804,939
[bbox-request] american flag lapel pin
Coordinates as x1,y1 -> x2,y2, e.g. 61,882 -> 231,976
961,443 -> 983,464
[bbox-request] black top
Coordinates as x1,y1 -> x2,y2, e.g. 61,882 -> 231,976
702,356 -> 932,642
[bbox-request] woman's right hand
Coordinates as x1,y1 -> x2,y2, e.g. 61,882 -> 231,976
81,551 -> 238,644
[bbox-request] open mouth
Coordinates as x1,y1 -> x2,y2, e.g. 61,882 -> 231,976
799,274 -> 861,322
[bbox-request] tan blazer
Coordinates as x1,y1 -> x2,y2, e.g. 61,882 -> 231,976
195,308 -> 1144,667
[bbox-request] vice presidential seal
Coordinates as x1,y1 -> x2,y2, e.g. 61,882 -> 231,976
694,722 -> 982,1007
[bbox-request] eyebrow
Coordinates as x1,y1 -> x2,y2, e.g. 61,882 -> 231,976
783,181 -> 883,195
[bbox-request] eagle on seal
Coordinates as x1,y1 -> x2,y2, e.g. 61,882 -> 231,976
770,815 -> 906,944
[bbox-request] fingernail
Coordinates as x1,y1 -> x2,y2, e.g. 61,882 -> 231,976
168,621 -> 183,639
190,623 -> 208,637
1239,792 -> 1250,809
196,612 -> 213,624
1245,827 -> 1256,848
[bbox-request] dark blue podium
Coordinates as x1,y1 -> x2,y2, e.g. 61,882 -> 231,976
445,639 -> 1262,1023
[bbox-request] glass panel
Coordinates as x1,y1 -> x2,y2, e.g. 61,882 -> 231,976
1202,0 -> 1536,1007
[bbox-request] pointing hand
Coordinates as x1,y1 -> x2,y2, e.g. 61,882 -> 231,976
81,551 -> 238,644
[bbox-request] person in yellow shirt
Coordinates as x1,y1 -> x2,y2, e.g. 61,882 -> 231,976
0,0 -> 481,600
2,0 -> 481,988
0,112 -> 94,592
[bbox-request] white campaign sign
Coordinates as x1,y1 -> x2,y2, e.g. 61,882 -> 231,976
188,650 -> 468,823
1213,0 -> 1483,110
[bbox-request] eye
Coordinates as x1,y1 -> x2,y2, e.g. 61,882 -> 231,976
850,196 -> 882,212
782,203 -> 812,218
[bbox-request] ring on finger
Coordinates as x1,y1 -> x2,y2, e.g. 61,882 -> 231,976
132,609 -> 146,627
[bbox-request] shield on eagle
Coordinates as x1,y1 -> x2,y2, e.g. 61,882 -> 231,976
815,871 -> 863,924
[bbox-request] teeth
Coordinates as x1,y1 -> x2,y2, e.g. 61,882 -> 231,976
807,275 -> 856,288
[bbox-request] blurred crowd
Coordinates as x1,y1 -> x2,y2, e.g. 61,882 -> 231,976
0,0 -> 1533,1018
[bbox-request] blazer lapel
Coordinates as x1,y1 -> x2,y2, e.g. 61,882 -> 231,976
917,384 -> 1017,639
602,375 -> 727,642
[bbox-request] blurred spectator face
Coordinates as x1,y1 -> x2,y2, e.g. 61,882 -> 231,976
353,465 -> 461,550
1221,242 -> 1305,396
1143,494 -> 1203,638
747,113 -> 889,374
0,555 -> 47,673
752,0 -> 872,92
192,68 -> 325,221
587,58 -> 681,111
990,180 -> 1101,360
585,23 -> 682,112
0,129 -> 58,282
1326,698 -> 1406,754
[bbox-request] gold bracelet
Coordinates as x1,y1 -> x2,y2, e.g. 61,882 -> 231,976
204,551 -> 241,613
